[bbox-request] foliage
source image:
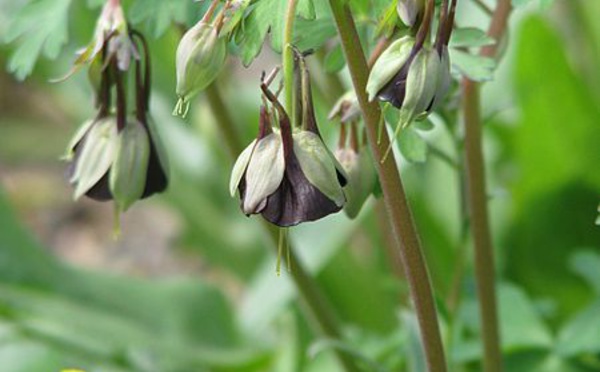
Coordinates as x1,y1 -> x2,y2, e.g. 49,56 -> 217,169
1,0 -> 600,371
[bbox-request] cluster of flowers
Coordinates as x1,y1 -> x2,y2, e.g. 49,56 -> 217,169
62,0 -> 456,230
62,0 -> 167,218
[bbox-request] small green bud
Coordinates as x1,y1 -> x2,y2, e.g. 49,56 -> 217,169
109,119 -> 150,213
397,0 -> 424,28
328,91 -> 360,123
335,148 -> 376,219
366,36 -> 415,102
174,21 -> 227,117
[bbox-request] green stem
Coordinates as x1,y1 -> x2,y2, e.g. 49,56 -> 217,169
205,82 -> 360,372
462,1 -> 511,371
327,1 -> 447,371
283,0 -> 298,115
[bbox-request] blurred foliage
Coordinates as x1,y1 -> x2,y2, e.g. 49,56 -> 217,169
1,0 -> 600,371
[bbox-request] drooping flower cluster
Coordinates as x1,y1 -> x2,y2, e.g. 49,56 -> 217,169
230,52 -> 347,227
367,0 -> 456,133
62,0 -> 168,216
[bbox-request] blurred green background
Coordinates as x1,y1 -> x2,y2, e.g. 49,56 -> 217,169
1,0 -> 600,371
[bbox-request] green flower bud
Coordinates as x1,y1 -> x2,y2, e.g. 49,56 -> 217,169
366,36 -> 415,102
328,91 -> 361,124
397,0 -> 424,28
335,148 -> 376,219
109,119 -> 150,213
174,21 -> 227,117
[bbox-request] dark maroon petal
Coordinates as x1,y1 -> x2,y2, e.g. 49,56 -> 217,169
86,172 -> 113,201
260,153 -> 342,227
141,137 -> 168,198
376,47 -> 420,108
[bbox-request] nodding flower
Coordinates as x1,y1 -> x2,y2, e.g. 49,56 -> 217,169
230,52 -> 347,227
367,0 -> 456,128
63,20 -> 168,216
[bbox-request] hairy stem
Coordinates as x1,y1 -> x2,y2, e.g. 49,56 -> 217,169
462,0 -> 511,371
205,82 -> 359,372
328,1 -> 447,371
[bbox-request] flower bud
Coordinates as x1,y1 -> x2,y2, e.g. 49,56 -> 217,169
335,147 -> 376,219
109,119 -> 150,213
174,21 -> 227,117
397,0 -> 424,28
328,91 -> 361,124
366,36 -> 415,102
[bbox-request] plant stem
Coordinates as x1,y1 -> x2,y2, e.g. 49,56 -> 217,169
327,1 -> 447,371
462,1 -> 511,371
204,82 -> 359,372
283,0 -> 298,115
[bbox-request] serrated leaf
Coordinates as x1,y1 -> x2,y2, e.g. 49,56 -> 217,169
236,0 -> 321,66
450,49 -> 496,82
398,126 -> 427,163
4,0 -> 72,80
129,0 -> 191,38
450,27 -> 496,48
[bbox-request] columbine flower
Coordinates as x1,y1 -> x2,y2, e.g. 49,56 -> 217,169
173,0 -> 229,117
230,55 -> 347,227
62,19 -> 168,215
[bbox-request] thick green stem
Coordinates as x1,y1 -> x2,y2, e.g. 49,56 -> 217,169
205,83 -> 359,372
462,1 -> 511,371
327,1 -> 447,371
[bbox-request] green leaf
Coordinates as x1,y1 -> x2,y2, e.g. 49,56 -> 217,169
556,300 -> 600,357
450,49 -> 496,82
398,126 -> 427,163
449,27 -> 496,48
569,250 -> 600,294
4,0 -> 72,80
129,0 -> 191,38
235,0 -> 322,66
323,44 -> 346,73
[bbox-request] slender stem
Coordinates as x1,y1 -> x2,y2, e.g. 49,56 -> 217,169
205,82 -> 359,372
283,0 -> 299,115
473,0 -> 493,16
328,1 -> 447,371
462,1 -> 511,371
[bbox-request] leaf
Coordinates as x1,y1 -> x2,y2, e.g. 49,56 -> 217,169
235,0 -> 321,66
569,250 -> 600,294
129,0 -> 192,38
323,44 -> 345,73
398,126 -> 427,163
4,0 -> 72,80
449,27 -> 496,48
556,300 -> 600,357
450,49 -> 496,82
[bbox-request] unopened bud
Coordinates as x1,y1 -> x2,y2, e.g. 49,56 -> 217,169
174,21 -> 227,117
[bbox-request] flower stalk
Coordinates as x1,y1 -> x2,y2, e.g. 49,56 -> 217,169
462,0 -> 512,371
327,1 -> 447,371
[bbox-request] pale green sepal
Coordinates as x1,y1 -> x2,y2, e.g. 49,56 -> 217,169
243,134 -> 285,214
366,36 -> 415,101
62,119 -> 97,161
109,120 -> 150,213
429,47 -> 452,112
399,48 -> 440,129
397,0 -> 423,27
293,131 -> 345,207
72,118 -> 119,200
230,139 -> 257,196
336,149 -> 376,219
